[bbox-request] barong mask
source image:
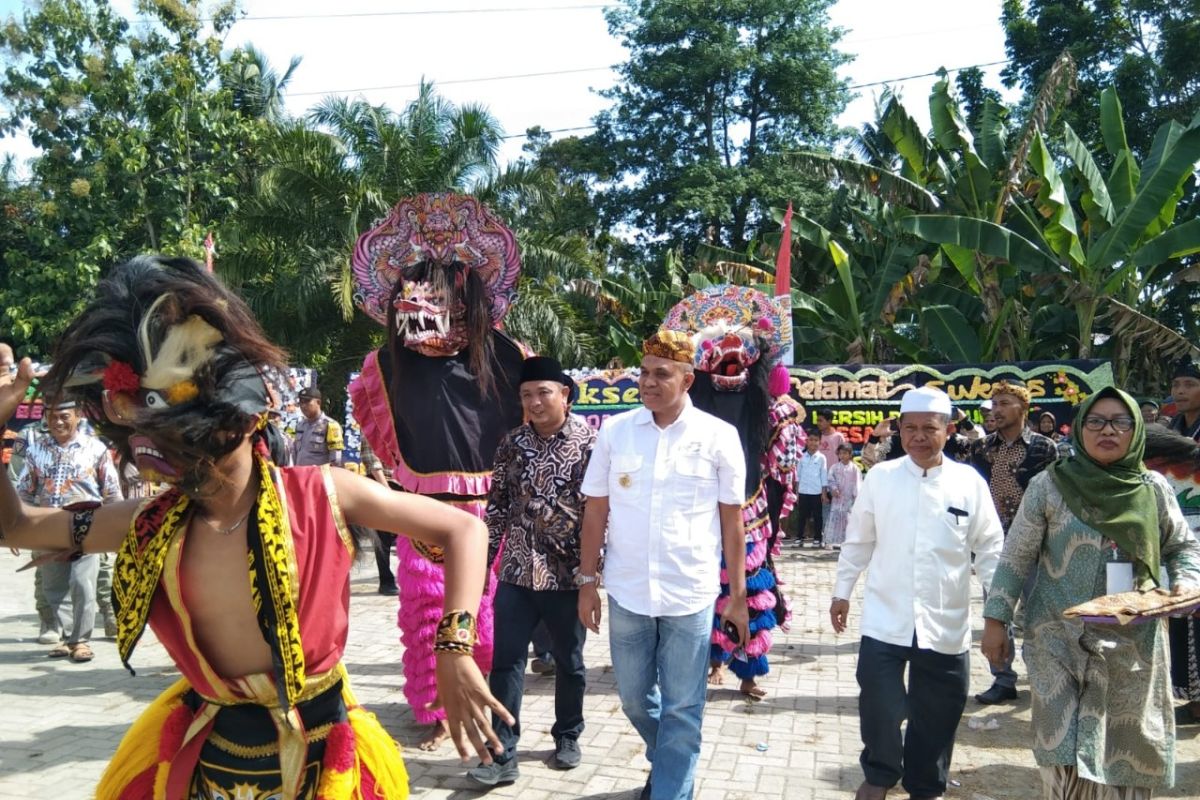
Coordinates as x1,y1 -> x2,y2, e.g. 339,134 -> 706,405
43,257 -> 284,493
662,285 -> 789,392
352,193 -> 521,358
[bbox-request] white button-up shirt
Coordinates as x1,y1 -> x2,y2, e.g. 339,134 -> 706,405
833,455 -> 1003,655
581,399 -> 746,617
797,450 -> 828,495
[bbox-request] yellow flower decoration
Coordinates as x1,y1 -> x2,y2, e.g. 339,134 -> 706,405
165,380 -> 200,405
1053,373 -> 1088,406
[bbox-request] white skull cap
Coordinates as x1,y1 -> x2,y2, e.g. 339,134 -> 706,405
900,386 -> 953,416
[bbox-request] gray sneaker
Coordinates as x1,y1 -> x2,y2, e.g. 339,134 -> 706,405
466,758 -> 519,787
549,737 -> 580,770
37,624 -> 61,645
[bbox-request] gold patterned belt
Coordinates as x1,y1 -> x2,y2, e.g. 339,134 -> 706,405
207,721 -> 336,759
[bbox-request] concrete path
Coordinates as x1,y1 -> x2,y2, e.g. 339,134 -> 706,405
1,546 -> 1197,799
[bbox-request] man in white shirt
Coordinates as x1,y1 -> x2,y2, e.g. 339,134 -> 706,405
577,329 -> 748,800
796,433 -> 829,546
829,386 -> 1002,800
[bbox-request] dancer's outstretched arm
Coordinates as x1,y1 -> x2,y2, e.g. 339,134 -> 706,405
332,468 -> 515,764
0,359 -> 137,553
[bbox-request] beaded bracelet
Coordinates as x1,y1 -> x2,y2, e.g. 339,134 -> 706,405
434,609 -> 477,655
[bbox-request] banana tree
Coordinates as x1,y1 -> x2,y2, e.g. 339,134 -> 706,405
786,54 -> 1081,360
749,195 -> 940,364
900,87 -> 1200,375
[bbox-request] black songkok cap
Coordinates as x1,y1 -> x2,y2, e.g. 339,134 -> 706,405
298,385 -> 322,401
520,356 -> 577,404
1173,357 -> 1200,381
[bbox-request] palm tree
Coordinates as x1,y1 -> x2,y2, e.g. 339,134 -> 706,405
226,45 -> 302,123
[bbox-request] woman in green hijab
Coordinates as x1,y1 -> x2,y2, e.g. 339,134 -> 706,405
981,386 -> 1200,799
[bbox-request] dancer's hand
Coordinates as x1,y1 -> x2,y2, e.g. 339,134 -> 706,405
578,583 -> 602,633
981,618 -> 1010,668
0,359 -> 34,428
432,652 -> 514,764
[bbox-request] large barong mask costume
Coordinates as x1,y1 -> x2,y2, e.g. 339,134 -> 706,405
661,284 -> 789,392
661,284 -> 801,684
352,192 -> 520,359
348,193 -> 524,730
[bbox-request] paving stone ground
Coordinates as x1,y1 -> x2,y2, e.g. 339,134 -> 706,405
1,546 -> 1197,799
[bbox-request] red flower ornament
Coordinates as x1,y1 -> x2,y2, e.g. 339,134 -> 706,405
102,361 -> 141,394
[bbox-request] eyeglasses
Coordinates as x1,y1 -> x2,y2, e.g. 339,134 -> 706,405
1082,415 -> 1135,433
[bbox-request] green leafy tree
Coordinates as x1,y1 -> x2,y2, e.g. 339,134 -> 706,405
0,0 -> 266,355
594,0 -> 850,254
1002,0 -> 1200,156
788,56 -> 1080,363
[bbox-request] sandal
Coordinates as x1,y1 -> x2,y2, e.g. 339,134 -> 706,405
48,642 -> 71,658
68,643 -> 94,663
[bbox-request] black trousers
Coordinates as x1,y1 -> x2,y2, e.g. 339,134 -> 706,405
374,532 -> 397,588
796,492 -> 824,542
856,635 -> 969,797
489,581 -> 587,762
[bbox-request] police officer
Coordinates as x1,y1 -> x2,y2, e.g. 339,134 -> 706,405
291,386 -> 345,467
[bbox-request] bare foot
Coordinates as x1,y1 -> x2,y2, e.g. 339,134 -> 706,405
418,720 -> 450,751
707,663 -> 725,686
740,679 -> 767,699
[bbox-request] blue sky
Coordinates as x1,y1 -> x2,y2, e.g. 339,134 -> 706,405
0,0 -> 1017,170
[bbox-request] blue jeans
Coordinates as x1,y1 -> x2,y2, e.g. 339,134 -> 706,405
608,597 -> 711,800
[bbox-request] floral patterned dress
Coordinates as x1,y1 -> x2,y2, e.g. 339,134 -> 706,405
825,460 -> 861,546
983,471 -> 1200,790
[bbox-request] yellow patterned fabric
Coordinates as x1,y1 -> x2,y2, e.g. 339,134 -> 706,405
114,492 -> 190,670
247,453 -> 307,711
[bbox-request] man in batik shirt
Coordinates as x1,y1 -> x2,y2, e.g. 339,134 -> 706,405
468,356 -> 595,786
965,379 -> 1057,705
17,399 -> 122,662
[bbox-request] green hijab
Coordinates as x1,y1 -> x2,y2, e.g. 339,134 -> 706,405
1048,386 -> 1161,588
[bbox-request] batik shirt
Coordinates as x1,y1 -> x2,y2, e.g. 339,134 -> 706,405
966,428 -> 1058,532
486,414 -> 596,590
15,429 -> 121,507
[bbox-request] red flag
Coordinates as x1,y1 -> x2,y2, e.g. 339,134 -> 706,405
775,202 -> 792,296
775,202 -> 794,364
203,231 -> 216,273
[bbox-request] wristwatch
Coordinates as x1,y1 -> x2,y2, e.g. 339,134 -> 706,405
574,573 -> 599,588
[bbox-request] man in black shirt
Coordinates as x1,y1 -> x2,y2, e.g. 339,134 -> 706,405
1168,358 -> 1200,440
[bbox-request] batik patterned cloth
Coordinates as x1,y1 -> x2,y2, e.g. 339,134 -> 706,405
486,415 -> 596,590
15,429 -> 121,507
983,471 -> 1200,790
